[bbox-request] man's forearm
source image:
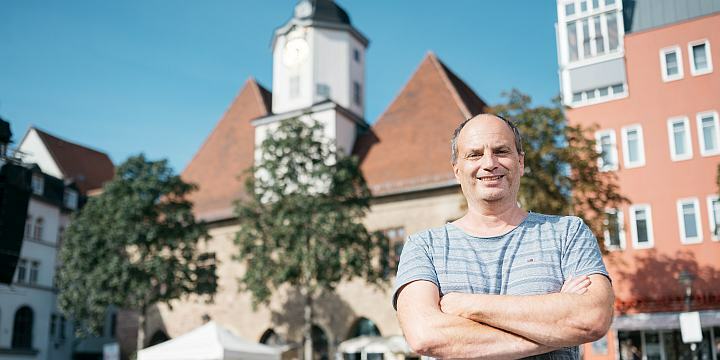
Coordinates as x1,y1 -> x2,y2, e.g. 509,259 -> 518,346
441,277 -> 614,347
404,309 -> 558,359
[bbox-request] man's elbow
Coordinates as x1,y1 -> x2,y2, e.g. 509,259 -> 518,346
404,330 -> 443,357
569,305 -> 614,343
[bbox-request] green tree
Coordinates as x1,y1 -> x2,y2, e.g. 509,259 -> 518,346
234,118 -> 388,360
57,154 -> 216,352
492,89 -> 628,247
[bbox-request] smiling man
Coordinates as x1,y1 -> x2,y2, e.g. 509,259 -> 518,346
393,114 -> 614,359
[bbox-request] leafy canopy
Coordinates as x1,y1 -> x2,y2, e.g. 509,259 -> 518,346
234,118 -> 388,306
492,89 -> 628,245
57,154 -> 216,334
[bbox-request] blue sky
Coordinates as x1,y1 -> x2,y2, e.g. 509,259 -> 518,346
0,1 -> 560,172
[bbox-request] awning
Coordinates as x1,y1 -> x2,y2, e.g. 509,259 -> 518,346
613,310 -> 720,331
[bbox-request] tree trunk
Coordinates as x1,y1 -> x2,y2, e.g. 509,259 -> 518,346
136,306 -> 146,354
303,287 -> 313,360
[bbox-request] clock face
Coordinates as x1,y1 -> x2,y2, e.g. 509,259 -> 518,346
283,38 -> 309,67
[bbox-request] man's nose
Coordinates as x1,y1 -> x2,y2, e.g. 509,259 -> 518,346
480,152 -> 498,170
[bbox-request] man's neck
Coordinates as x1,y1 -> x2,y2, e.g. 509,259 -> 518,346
453,202 -> 528,237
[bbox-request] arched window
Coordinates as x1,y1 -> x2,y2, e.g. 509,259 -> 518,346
260,328 -> 287,346
147,330 -> 170,347
347,317 -> 381,339
312,324 -> 329,360
24,216 -> 32,240
12,306 -> 33,349
33,217 -> 43,241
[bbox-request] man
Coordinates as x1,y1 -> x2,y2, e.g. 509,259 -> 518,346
394,114 -> 614,359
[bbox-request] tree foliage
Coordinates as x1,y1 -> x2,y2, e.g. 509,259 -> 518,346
57,154 -> 216,338
234,118 -> 388,356
492,89 -> 628,246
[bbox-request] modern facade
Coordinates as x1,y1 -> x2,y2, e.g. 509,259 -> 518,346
0,126 -> 115,360
556,0 -> 720,358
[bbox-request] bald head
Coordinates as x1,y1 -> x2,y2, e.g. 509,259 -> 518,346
450,114 -> 524,165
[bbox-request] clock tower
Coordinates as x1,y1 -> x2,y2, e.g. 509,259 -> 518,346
270,0 -> 369,119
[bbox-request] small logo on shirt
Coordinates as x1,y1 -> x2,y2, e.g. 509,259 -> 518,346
527,258 -> 535,263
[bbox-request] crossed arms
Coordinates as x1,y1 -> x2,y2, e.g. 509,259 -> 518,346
396,274 -> 614,359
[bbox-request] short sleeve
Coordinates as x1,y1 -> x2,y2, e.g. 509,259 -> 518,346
562,218 -> 611,282
392,233 -> 439,310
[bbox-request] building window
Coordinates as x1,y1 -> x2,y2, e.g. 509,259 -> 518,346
31,174 -> 44,195
707,196 -> 719,241
567,21 -> 579,61
16,259 -> 27,283
595,130 -> 618,171
604,209 -> 624,250
58,226 -> 65,243
381,227 -> 406,275
290,76 -> 300,99
621,125 -> 645,168
565,3 -> 576,16
353,48 -> 360,62
24,216 -> 32,240
12,306 -> 34,349
667,117 -> 693,161
50,314 -> 57,337
59,316 -> 66,340
316,83 -> 330,98
696,111 -> 719,156
353,81 -> 362,106
566,11 -> 621,62
660,46 -> 683,82
348,317 -> 381,338
29,261 -> 39,285
688,40 -> 712,76
33,217 -> 43,241
629,204 -> 653,249
572,83 -> 625,105
677,198 -> 702,244
64,188 -> 78,209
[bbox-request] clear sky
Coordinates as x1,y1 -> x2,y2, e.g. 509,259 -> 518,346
0,0 -> 560,172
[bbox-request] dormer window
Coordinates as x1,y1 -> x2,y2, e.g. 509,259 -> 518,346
31,174 -> 44,195
64,188 -> 78,210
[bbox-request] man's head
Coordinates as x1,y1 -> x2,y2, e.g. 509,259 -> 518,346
451,114 -> 523,165
451,114 -> 525,207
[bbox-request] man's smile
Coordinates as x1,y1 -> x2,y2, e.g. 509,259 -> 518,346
477,175 -> 505,181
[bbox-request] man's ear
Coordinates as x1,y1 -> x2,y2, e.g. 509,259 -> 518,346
453,161 -> 461,181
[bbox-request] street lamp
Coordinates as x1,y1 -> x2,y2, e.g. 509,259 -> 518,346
678,270 -> 695,312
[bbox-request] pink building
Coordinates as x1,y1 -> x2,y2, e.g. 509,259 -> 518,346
556,1 -> 720,359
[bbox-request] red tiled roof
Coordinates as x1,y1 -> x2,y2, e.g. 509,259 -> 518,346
34,129 -> 115,194
182,78 -> 271,220
354,52 -> 488,195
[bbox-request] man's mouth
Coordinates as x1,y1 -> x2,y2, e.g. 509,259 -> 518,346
477,175 -> 504,181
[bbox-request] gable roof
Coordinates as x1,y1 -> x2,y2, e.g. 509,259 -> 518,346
34,128 -> 115,194
182,78 -> 271,221
354,52 -> 488,196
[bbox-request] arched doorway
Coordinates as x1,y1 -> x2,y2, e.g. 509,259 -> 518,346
347,317 -> 381,339
147,330 -> 170,347
312,324 -> 329,360
259,328 -> 285,346
12,306 -> 34,349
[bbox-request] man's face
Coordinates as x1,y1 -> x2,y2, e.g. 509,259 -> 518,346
452,116 -> 524,206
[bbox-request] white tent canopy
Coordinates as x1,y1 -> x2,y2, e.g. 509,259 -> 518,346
137,321 -> 282,360
338,335 -> 412,355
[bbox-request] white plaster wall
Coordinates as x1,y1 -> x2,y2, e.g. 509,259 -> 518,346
347,35 -> 366,119
313,29 -> 350,110
335,112 -> 356,156
17,129 -> 63,179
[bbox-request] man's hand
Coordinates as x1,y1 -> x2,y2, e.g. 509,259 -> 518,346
440,275 -> 592,317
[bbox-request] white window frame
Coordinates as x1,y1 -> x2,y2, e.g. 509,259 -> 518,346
595,129 -> 618,171
667,117 -> 693,161
621,124 -> 646,168
629,204 -> 654,249
31,174 -> 44,195
604,208 -> 625,250
688,39 -> 713,76
696,111 -> 720,156
677,198 -> 703,244
559,0 -> 624,66
707,195 -> 720,241
659,46 -> 683,82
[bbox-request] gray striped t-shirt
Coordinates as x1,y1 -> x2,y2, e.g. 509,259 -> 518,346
393,212 -> 609,360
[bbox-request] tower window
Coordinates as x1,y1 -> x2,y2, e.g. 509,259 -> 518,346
353,48 -> 361,62
353,81 -> 362,106
316,83 -> 330,98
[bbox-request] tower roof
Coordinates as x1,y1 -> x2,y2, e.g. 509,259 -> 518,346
295,0 -> 351,26
354,52 -> 488,196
